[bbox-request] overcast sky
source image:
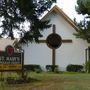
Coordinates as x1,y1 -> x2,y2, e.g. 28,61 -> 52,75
56,0 -> 84,22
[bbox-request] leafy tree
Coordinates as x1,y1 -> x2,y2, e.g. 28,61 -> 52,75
76,0 -> 90,15
74,0 -> 90,43
0,0 -> 56,42
75,0 -> 90,73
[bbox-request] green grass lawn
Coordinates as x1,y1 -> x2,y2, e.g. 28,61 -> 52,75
0,72 -> 90,90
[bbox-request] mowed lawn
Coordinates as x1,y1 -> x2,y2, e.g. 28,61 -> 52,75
0,72 -> 90,90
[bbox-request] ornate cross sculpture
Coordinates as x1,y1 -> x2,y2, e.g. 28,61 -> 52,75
39,24 -> 72,66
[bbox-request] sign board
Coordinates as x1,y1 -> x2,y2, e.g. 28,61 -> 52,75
46,33 -> 62,49
0,45 -> 23,71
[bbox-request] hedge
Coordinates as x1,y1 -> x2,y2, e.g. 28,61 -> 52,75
66,64 -> 83,72
46,65 -> 58,72
24,64 -> 42,72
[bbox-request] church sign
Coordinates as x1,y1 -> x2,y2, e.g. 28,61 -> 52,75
0,45 -> 23,71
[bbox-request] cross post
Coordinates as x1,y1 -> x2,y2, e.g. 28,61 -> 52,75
39,24 -> 72,70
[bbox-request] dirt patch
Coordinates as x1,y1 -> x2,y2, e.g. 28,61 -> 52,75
4,77 -> 64,90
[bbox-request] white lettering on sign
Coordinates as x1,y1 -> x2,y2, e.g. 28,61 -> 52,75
0,56 -> 5,61
6,57 -> 20,61
0,56 -> 21,64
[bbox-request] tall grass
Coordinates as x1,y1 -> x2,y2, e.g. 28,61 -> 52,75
0,72 -> 90,90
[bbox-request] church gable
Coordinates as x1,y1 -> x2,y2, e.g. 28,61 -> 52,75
42,5 -> 79,32
40,6 -> 77,40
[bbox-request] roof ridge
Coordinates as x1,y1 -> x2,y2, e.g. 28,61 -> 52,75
41,5 -> 79,31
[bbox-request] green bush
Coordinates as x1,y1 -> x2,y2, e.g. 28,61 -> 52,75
66,64 -> 83,72
24,64 -> 42,72
84,60 -> 90,73
46,65 -> 58,72
35,69 -> 42,73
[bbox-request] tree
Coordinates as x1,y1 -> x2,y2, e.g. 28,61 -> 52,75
74,0 -> 90,43
74,0 -> 90,73
76,0 -> 90,15
0,0 -> 56,79
0,0 -> 56,42
74,17 -> 90,43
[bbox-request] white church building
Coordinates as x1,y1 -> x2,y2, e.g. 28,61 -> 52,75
0,5 -> 89,71
22,5 -> 89,71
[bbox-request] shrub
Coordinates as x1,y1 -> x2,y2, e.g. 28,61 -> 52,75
24,64 -> 42,72
35,68 -> 42,73
46,65 -> 58,72
66,64 -> 83,72
84,60 -> 90,73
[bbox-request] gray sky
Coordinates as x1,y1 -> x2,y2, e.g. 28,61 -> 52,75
56,0 -> 84,22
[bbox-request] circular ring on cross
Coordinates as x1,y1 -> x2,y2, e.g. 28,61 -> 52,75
46,33 -> 62,49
